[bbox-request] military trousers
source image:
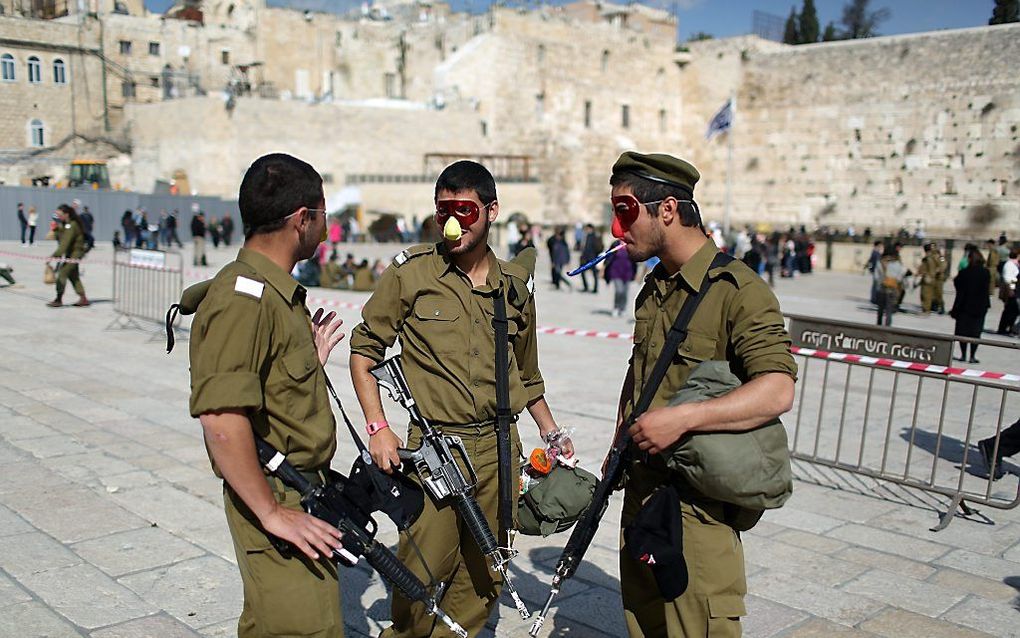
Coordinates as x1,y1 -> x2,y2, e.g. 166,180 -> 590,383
620,462 -> 746,638
382,422 -> 520,638
224,481 -> 343,638
920,284 -> 935,312
55,263 -> 85,299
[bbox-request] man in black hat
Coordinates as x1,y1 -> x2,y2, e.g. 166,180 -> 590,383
607,151 -> 797,637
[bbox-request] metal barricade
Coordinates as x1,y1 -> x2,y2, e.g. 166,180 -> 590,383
786,326 -> 1020,530
109,248 -> 183,334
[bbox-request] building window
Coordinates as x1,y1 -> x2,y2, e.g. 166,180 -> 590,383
658,108 -> 667,133
621,104 -> 630,129
537,44 -> 545,64
1,53 -> 14,81
221,49 -> 230,65
535,92 -> 545,117
384,72 -> 397,98
150,76 -> 159,87
53,59 -> 66,84
27,56 -> 41,83
149,42 -> 160,56
122,81 -> 136,98
29,119 -> 44,147
584,100 -> 592,128
119,40 -> 132,55
601,49 -> 610,72
480,120 -> 488,137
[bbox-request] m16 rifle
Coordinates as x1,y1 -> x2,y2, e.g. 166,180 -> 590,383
370,355 -> 531,619
253,436 -> 467,638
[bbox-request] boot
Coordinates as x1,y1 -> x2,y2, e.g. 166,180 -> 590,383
46,298 -> 63,308
73,296 -> 90,307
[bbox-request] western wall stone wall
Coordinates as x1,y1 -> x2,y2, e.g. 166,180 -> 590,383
680,25 -> 1020,237
125,95 -> 492,199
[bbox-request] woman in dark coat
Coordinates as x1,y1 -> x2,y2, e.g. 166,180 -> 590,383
950,249 -> 991,363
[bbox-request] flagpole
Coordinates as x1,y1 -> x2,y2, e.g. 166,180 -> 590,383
724,95 -> 735,237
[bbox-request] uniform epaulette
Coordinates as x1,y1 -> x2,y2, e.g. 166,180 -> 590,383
503,247 -> 537,308
393,243 -> 435,267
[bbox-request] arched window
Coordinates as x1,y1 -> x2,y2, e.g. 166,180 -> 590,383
2,53 -> 15,81
601,49 -> 610,72
53,59 -> 66,84
29,119 -> 44,147
27,56 -> 41,83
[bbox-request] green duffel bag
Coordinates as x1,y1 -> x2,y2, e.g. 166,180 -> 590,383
663,360 -> 793,523
517,463 -> 599,537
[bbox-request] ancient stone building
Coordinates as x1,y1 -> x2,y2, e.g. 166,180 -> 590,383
0,0 -> 1016,235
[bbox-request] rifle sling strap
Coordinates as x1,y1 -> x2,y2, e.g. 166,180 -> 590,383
492,289 -> 514,537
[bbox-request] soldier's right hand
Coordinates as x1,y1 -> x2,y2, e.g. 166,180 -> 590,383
369,427 -> 403,474
261,504 -> 343,561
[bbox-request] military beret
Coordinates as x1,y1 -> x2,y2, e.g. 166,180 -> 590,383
611,152 -> 700,197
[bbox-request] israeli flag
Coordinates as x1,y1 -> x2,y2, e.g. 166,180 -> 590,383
705,98 -> 734,140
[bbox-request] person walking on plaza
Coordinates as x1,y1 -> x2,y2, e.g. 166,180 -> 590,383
17,202 -> 27,245
979,417 -> 1020,480
191,206 -> 208,266
221,214 -> 235,247
27,206 -> 38,245
874,245 -> 905,326
184,153 -> 347,637
865,239 -> 883,304
79,205 -> 95,252
579,223 -> 604,293
997,248 -> 1019,336
349,160 -> 571,638
607,152 -> 796,637
547,226 -> 572,290
604,238 -> 636,317
46,204 -> 89,308
917,242 -> 943,314
986,238 -> 1001,296
167,209 -> 183,248
950,249 -> 990,363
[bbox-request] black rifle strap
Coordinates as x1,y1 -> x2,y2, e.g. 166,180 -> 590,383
492,289 -> 514,537
630,252 -> 734,420
323,372 -> 371,457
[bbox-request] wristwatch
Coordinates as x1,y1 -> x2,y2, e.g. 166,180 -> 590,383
366,420 -> 389,436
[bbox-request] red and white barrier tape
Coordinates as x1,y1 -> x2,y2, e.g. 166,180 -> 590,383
790,346 -> 1020,383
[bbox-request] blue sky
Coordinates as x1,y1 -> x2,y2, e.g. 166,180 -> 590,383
144,1 -> 997,41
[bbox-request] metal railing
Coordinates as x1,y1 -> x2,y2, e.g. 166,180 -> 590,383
787,331 -> 1019,530
109,248 -> 182,334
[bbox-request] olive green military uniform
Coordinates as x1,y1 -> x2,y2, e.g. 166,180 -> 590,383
51,221 -> 86,299
188,248 -> 342,638
621,239 -> 797,638
918,250 -> 946,313
988,248 -> 1001,296
350,243 -> 542,638
322,260 -> 344,289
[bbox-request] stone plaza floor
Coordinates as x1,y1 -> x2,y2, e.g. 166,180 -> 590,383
0,239 -> 1018,637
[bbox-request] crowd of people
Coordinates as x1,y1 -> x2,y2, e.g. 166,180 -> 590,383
293,248 -> 386,291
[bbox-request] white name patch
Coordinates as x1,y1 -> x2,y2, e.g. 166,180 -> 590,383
234,276 -> 264,299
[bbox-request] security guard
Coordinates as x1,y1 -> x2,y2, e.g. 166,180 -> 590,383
917,242 -> 946,314
609,152 -> 797,637
187,154 -> 347,637
46,204 -> 89,308
349,160 -> 571,637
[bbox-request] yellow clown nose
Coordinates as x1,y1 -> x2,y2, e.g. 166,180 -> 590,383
443,216 -> 463,241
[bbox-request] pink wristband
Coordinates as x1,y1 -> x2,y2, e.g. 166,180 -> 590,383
366,420 -> 389,436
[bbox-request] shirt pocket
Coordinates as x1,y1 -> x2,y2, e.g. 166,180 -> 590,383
677,330 -> 719,365
411,300 -> 461,353
279,342 -> 321,420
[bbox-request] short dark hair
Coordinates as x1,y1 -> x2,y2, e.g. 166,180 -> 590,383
239,153 -> 323,238
435,160 -> 497,205
609,172 -> 701,227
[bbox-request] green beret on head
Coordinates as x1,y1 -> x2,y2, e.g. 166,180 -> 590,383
611,152 -> 700,197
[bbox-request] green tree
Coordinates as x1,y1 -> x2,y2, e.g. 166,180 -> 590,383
989,0 -> 1019,24
822,21 -> 839,41
798,0 -> 820,43
783,7 -> 800,45
840,0 -> 890,39
688,31 -> 714,41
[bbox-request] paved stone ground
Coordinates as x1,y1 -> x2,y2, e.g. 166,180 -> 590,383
0,239 -> 1018,638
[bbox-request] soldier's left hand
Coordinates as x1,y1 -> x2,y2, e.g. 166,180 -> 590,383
311,308 -> 345,366
629,406 -> 686,455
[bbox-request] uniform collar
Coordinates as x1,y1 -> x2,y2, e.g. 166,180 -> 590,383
237,248 -> 306,305
435,243 -> 505,293
650,239 -> 739,297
